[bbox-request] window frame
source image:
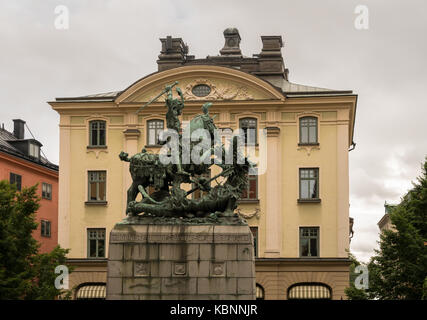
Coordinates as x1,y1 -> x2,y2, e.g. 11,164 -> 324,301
41,220 -> 51,237
29,142 -> 40,159
192,84 -> 211,97
87,228 -> 106,258
88,120 -> 107,147
87,171 -> 107,204
298,168 -> 320,202
299,227 -> 320,258
10,172 -> 22,191
299,116 -> 318,145
146,119 -> 165,146
239,117 -> 257,145
240,170 -> 258,201
42,182 -> 52,200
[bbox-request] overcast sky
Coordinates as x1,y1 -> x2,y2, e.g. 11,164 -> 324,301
1,0 -> 426,262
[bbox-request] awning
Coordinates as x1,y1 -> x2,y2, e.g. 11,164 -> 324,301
288,283 -> 331,299
76,284 -> 106,300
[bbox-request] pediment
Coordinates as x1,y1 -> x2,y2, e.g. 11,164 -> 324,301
115,65 -> 284,104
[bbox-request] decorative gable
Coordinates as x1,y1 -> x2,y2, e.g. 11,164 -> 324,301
115,65 -> 284,104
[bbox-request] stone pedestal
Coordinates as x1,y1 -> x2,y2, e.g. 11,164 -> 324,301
106,223 -> 256,300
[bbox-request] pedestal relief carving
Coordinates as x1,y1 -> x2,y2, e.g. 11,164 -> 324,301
173,262 -> 186,276
134,262 -> 150,277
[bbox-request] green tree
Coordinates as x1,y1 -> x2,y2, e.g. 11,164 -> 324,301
367,158 -> 427,299
0,180 -> 71,300
345,253 -> 369,300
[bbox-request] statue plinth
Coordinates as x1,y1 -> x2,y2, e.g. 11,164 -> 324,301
106,220 -> 256,300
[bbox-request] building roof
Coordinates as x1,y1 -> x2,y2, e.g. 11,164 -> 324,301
54,72 -> 352,102
266,77 -> 353,96
377,213 -> 390,230
0,127 -> 58,171
55,91 -> 121,102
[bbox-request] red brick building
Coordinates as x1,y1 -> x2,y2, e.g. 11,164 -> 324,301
0,119 -> 58,253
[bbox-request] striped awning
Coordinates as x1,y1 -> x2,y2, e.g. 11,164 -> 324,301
76,284 -> 106,300
288,283 -> 331,300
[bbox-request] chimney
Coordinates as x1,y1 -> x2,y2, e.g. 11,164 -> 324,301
220,28 -> 242,56
157,36 -> 188,71
257,35 -> 287,79
13,119 -> 25,139
259,36 -> 283,57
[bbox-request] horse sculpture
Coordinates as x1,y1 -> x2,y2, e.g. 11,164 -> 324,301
119,82 -> 252,219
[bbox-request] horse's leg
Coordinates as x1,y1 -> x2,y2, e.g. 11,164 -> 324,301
126,181 -> 139,214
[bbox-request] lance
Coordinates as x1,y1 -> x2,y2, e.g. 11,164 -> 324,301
135,81 -> 179,115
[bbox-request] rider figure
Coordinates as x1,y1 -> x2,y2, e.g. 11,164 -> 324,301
200,102 -> 216,140
164,84 -> 189,176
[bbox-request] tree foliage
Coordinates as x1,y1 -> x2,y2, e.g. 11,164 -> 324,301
345,253 -> 369,300
367,158 -> 427,299
0,180 -> 71,300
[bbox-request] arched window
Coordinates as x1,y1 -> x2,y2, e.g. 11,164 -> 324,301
75,283 -> 106,300
147,119 -> 164,146
89,120 -> 106,146
287,283 -> 331,300
299,116 -> 318,144
256,284 -> 265,300
239,117 -> 257,145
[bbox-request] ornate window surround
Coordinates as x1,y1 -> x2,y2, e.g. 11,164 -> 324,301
235,113 -> 261,147
296,112 -> 320,146
296,112 -> 320,156
86,116 -> 109,158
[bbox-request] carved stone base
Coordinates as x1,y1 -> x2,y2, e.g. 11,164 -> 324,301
106,223 -> 256,300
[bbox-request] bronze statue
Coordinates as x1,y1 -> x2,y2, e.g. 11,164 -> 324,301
121,82 -> 253,223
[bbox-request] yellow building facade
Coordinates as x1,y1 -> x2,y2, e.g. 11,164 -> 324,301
50,29 -> 357,300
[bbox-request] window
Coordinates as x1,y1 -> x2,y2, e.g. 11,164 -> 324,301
299,168 -> 319,200
42,182 -> 52,200
192,84 -> 211,97
10,173 -> 22,191
41,220 -> 51,237
299,116 -> 318,144
250,227 -> 258,257
241,170 -> 258,200
300,227 -> 319,257
239,118 -> 257,145
88,171 -> 106,202
288,283 -> 331,300
29,143 -> 40,159
87,228 -> 106,258
192,170 -> 211,199
89,120 -> 106,147
147,120 -> 164,146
